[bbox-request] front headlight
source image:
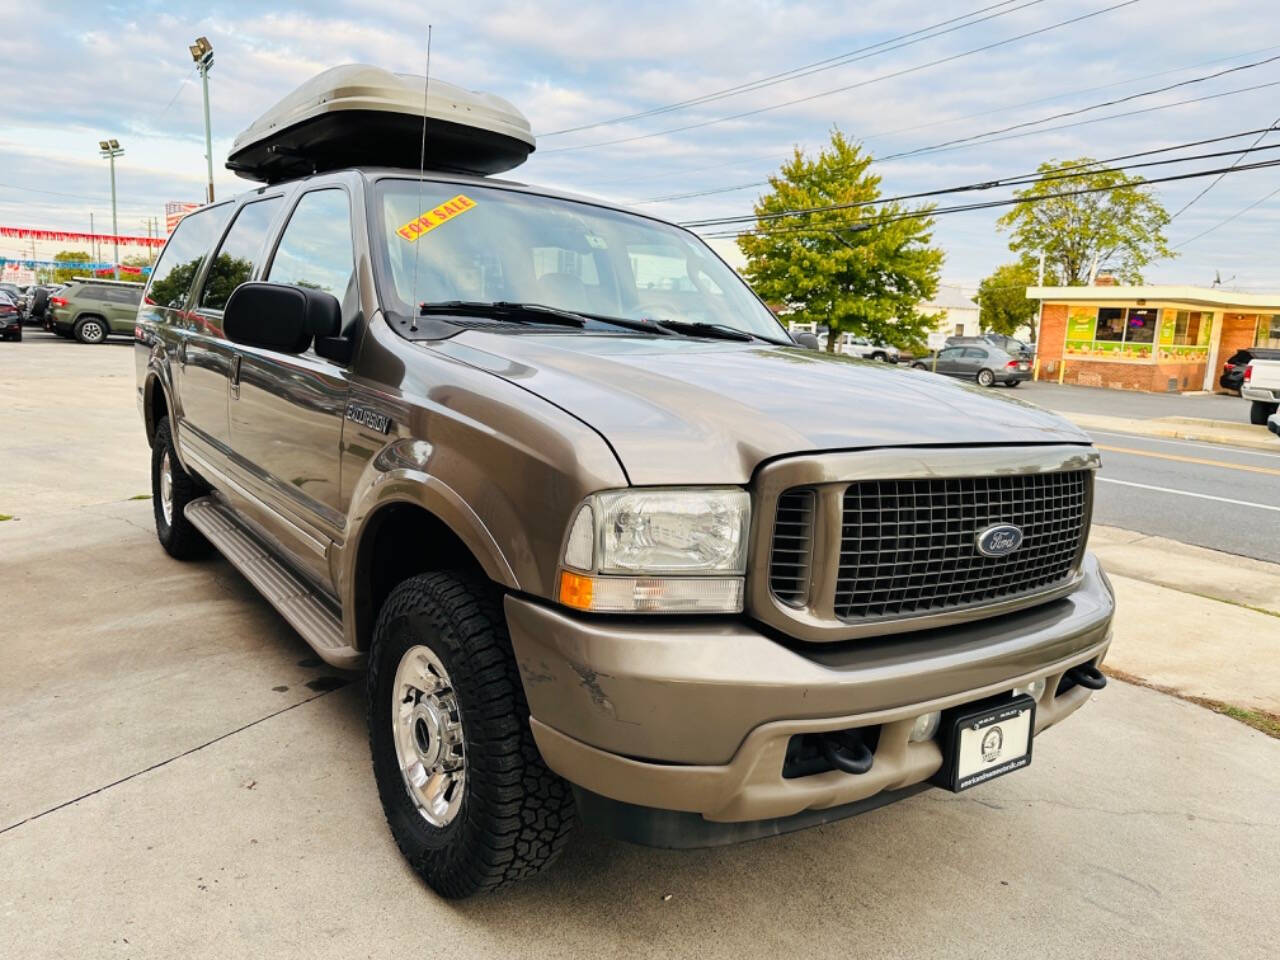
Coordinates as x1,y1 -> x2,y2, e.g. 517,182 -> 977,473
558,488 -> 750,613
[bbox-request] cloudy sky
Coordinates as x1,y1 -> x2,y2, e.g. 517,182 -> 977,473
2,0 -> 1277,290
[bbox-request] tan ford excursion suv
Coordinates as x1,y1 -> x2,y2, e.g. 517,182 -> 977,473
135,66 -> 1113,898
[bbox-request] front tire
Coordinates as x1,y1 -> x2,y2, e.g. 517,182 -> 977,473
1250,400 -> 1278,425
74,316 -> 107,344
151,420 -> 211,559
977,368 -> 996,387
368,572 -> 576,898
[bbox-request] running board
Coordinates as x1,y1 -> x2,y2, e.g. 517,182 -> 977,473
185,497 -> 362,670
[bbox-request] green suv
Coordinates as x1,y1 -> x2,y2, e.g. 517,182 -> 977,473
48,278 -> 143,343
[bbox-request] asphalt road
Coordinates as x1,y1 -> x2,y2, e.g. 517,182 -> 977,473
1086,429 -> 1280,564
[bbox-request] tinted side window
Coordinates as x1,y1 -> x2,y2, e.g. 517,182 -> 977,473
198,197 -> 284,311
965,347 -> 989,359
267,190 -> 354,305
147,204 -> 233,310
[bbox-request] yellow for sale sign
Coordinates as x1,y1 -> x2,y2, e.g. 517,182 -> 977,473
396,194 -> 477,242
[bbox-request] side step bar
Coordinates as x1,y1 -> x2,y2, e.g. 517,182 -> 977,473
185,497 -> 362,670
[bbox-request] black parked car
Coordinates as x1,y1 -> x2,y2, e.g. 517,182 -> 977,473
0,291 -> 22,341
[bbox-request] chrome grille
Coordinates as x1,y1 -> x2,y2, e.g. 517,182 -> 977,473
769,488 -> 816,606
831,471 -> 1088,620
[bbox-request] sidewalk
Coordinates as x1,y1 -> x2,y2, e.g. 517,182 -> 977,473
1089,525 -> 1280,717
1063,411 -> 1277,451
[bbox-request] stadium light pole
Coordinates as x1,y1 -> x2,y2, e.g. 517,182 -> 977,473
98,139 -> 124,280
190,36 -> 215,204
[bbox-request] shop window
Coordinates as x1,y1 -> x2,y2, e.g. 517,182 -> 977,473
1257,314 -> 1280,349
1125,308 -> 1157,344
1167,310 -> 1207,345
1094,307 -> 1125,341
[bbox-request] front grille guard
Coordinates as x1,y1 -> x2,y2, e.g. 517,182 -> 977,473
750,445 -> 1098,644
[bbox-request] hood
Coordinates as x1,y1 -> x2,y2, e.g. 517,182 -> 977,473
436,333 -> 1090,485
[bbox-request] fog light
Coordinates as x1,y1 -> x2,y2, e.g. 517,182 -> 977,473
908,711 -> 941,743
1015,677 -> 1046,701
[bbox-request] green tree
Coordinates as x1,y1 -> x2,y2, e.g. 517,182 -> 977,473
976,261 -> 1044,338
738,130 -> 943,353
996,158 -> 1174,285
51,250 -> 93,284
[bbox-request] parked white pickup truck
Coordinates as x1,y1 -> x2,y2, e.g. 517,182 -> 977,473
1242,357 -> 1280,425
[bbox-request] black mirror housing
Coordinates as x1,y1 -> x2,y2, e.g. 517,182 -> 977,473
223,282 -> 342,354
793,331 -> 820,350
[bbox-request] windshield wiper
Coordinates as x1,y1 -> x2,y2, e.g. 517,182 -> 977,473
417,300 -> 586,328
648,319 -> 780,343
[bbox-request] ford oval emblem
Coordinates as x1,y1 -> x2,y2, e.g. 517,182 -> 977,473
976,523 -> 1024,558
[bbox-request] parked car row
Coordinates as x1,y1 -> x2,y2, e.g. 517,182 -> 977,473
0,290 -> 22,341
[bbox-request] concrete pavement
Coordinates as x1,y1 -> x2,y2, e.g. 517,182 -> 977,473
2,333 -> 1277,958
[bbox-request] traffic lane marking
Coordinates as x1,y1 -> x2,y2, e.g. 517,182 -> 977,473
1086,429 -> 1280,460
1095,444 -> 1280,477
1096,477 -> 1280,512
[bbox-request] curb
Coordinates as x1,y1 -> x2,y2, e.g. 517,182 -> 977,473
1061,412 -> 1279,452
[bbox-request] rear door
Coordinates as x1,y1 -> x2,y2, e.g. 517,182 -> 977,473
181,197 -> 286,458
146,203 -> 234,458
964,347 -> 990,376
227,185 -> 359,585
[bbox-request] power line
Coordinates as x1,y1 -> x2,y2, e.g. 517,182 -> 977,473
635,57 -> 1280,205
586,42 -> 1280,192
541,0 -> 1040,136
1169,114 -> 1280,221
540,1 -> 1140,155
681,137 -> 1280,229
1173,182 -> 1280,249
695,157 -> 1280,239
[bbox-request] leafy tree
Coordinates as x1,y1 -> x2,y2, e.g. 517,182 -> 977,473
996,158 -> 1174,285
738,130 -> 943,353
976,261 -> 1045,338
51,250 -> 93,284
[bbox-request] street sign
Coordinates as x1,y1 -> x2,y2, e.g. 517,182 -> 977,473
927,331 -> 948,351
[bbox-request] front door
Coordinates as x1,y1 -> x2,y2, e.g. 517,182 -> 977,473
227,187 -> 358,587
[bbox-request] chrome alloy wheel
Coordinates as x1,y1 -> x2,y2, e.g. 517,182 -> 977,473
392,645 -> 465,827
159,450 -> 174,526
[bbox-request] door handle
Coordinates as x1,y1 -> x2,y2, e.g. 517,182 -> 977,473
230,354 -> 242,400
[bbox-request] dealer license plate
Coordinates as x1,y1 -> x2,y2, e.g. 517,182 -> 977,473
1017,362 -> 1030,370
938,695 -> 1035,792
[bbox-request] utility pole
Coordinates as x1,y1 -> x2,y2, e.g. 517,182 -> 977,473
98,139 -> 124,279
190,37 -> 215,204
89,212 -> 95,265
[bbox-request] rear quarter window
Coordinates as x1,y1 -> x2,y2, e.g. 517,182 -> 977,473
146,203 -> 233,310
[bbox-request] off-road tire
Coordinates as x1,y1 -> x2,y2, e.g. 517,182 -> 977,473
151,420 -> 211,559
368,571 -> 576,899
74,315 -> 107,344
1250,400 -> 1277,425
976,368 -> 996,387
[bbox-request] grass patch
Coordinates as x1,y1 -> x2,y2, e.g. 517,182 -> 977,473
128,494 -> 151,501
1105,667 -> 1280,740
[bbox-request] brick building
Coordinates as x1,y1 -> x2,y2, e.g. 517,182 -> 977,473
1026,282 -> 1280,393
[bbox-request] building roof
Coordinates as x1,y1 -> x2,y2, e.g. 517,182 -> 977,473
1027,284 -> 1280,311
923,284 -> 977,311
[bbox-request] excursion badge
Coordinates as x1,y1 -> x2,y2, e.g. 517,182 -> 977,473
346,401 -> 392,434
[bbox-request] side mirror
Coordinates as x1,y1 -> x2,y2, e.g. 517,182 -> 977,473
793,332 -> 820,350
223,282 -> 341,355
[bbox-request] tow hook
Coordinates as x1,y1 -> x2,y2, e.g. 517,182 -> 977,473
1063,663 -> 1107,691
819,730 -> 875,775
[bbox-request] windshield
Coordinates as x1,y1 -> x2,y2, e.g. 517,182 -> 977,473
371,179 -> 787,340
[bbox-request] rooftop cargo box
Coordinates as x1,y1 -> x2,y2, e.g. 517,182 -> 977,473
227,64 -> 535,183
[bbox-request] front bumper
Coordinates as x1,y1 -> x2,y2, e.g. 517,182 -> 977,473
508,552 -> 1114,831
